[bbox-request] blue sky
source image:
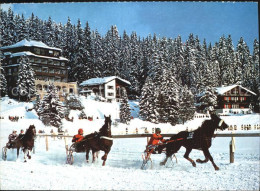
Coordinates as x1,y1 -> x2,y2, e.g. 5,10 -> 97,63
1,2 -> 259,52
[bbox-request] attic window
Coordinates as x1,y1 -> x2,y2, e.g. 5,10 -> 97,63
34,48 -> 40,54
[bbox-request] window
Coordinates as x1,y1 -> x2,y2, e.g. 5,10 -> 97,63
108,85 -> 114,90
13,68 -> 17,72
55,69 -> 60,74
8,69 -> 11,75
40,49 -> 46,56
61,62 -> 65,66
108,92 -> 114,96
42,67 -> 48,73
41,59 -> 47,64
34,48 -> 40,55
9,60 -> 12,65
49,68 -> 54,73
49,50 -> 54,56
54,61 -> 60,66
54,51 -> 59,57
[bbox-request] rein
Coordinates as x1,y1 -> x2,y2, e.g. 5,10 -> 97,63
165,138 -> 183,144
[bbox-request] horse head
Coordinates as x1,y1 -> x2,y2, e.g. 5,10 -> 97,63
210,114 -> 228,131
104,115 -> 112,129
101,115 -> 112,136
28,124 -> 36,137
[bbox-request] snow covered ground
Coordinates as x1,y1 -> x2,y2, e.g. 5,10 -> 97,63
0,97 -> 259,190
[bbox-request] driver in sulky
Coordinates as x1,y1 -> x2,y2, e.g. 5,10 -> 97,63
146,128 -> 166,154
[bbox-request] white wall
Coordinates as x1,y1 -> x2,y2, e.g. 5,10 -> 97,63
105,80 -> 116,100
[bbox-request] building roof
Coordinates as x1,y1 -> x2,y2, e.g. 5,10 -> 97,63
3,51 -> 68,61
0,39 -> 62,51
80,76 -> 131,86
215,85 -> 256,96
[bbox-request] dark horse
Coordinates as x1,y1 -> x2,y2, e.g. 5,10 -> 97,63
83,115 -> 113,166
13,125 -> 36,162
160,113 -> 228,170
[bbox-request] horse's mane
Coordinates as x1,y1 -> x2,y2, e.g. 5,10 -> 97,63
198,114 -> 220,132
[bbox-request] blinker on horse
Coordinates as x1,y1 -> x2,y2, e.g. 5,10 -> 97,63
160,113 -> 228,170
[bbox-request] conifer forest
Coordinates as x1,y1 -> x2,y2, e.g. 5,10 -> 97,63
0,7 -> 259,124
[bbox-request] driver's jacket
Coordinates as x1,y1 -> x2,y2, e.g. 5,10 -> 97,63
148,133 -> 165,145
72,134 -> 84,142
8,133 -> 18,142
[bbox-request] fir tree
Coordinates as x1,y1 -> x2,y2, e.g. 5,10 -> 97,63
179,85 -> 195,124
199,87 -> 218,111
36,84 -> 65,129
16,56 -> 36,101
0,64 -> 7,97
119,88 -> 131,124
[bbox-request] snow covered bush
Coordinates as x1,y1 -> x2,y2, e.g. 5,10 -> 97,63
64,94 -> 85,110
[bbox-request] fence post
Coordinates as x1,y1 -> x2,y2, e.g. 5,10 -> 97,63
229,134 -> 235,163
147,137 -> 150,145
64,136 -> 68,156
45,135 -> 49,151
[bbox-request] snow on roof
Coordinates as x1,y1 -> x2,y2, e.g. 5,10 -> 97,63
80,76 -> 131,86
215,85 -> 256,96
0,39 -> 62,51
8,51 -> 68,61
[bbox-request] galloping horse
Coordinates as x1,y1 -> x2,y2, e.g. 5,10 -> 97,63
160,113 -> 228,170
84,115 -> 113,166
14,125 -> 36,162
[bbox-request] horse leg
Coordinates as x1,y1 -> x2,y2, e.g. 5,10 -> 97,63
101,153 -> 108,166
27,150 -> 31,159
17,147 -> 20,159
196,149 -> 209,163
203,148 -> 219,170
101,148 -> 111,166
91,149 -> 98,163
160,156 -> 169,166
86,148 -> 90,163
184,148 -> 196,167
23,149 -> 28,162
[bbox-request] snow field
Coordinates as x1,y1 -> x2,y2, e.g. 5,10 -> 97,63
0,97 -> 260,190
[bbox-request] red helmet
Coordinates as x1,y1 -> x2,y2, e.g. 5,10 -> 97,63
78,128 -> 83,134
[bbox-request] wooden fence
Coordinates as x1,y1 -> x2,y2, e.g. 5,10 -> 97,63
36,132 -> 260,163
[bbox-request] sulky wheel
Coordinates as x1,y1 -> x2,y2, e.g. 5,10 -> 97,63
2,146 -> 7,161
141,151 -> 152,170
66,151 -> 74,165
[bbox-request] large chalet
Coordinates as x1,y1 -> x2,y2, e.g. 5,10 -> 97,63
0,39 -> 77,101
79,76 -> 131,102
215,85 -> 256,114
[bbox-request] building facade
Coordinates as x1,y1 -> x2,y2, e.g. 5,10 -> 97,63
215,85 -> 256,114
79,76 -> 131,102
0,39 -> 77,101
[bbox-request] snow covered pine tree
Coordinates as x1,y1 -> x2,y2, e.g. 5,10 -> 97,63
16,56 -> 36,101
36,84 -> 66,130
119,88 -> 131,124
